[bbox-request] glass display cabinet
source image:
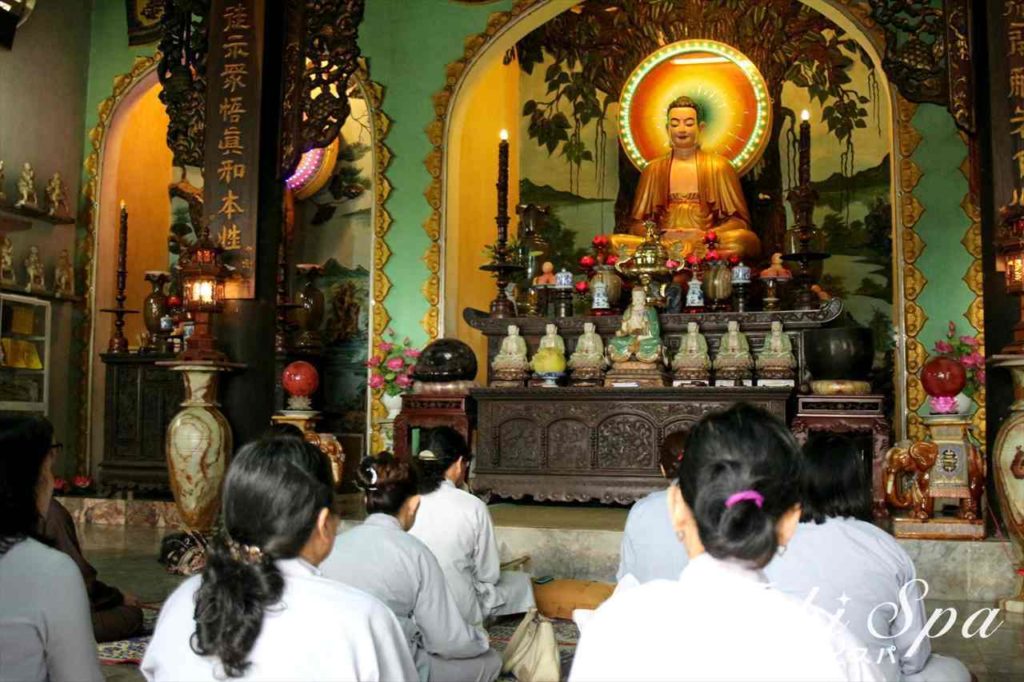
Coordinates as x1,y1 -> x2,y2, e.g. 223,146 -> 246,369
0,293 -> 51,416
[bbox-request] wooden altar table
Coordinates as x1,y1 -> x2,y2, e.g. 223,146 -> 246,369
470,386 -> 792,504
790,394 -> 890,522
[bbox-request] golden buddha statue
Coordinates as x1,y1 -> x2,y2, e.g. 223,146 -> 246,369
613,96 -> 759,261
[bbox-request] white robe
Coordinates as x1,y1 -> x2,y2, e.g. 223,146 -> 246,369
141,557 -> 418,682
410,480 -> 535,626
765,518 -> 970,682
570,553 -> 883,682
617,488 -> 689,583
320,514 -> 501,682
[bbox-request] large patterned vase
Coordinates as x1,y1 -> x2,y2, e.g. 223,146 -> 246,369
165,364 -> 232,533
991,355 -> 1024,614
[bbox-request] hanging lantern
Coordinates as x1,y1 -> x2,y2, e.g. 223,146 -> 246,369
177,223 -> 228,361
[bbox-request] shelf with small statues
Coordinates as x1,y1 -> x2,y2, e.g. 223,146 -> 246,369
0,283 -> 83,304
465,298 -> 843,386
0,203 -> 75,226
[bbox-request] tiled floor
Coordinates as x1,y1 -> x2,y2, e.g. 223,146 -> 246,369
85,525 -> 1023,682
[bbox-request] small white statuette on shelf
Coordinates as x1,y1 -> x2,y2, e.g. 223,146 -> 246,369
0,236 -> 15,284
46,172 -> 70,219
54,249 -> 74,298
14,162 -> 38,210
24,245 -> 44,292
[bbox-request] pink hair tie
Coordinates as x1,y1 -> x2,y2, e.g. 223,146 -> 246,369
725,490 -> 764,509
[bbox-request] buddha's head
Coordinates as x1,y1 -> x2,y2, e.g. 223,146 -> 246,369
666,96 -> 705,151
584,322 -> 596,334
687,321 -> 698,335
631,287 -> 646,307
507,324 -> 519,337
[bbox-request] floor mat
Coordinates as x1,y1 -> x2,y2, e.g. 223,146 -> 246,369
96,603 -> 159,665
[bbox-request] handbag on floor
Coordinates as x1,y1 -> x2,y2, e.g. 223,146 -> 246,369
501,607 -> 560,682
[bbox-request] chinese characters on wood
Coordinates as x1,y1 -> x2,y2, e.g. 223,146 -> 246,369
203,0 -> 263,298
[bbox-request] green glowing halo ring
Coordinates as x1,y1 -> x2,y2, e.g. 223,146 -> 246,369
618,39 -> 773,177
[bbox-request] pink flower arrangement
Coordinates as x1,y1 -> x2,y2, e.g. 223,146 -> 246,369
72,475 -> 93,491
366,329 -> 420,397
933,321 -> 985,397
53,478 -> 70,494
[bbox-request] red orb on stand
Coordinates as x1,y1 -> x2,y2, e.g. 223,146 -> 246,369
921,357 -> 966,398
282,361 -> 319,411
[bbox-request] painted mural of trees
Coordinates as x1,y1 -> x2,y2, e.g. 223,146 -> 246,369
512,0 -> 876,256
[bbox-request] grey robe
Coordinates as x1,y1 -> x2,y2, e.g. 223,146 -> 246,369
765,517 -> 970,682
321,514 -> 501,682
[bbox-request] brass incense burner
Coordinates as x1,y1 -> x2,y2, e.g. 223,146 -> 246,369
614,221 -> 674,306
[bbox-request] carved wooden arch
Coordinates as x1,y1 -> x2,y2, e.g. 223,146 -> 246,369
422,0 -> 984,442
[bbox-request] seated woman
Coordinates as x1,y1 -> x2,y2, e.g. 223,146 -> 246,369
409,427 -> 535,626
617,430 -> 690,584
569,404 -> 881,681
142,437 -> 416,681
44,497 -> 144,642
765,434 -> 970,682
0,415 -> 103,681
320,453 -> 501,682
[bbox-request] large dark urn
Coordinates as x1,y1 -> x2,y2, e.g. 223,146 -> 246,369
803,327 -> 874,381
412,338 -> 478,384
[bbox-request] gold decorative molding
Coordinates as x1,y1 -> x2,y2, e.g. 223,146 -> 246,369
966,297 -> 985,338
958,130 -> 984,443
78,54 -> 160,472
902,230 -> 924,264
905,338 -> 926,374
351,63 -> 399,453
903,266 -> 926,301
963,259 -> 984,297
900,193 -> 924,230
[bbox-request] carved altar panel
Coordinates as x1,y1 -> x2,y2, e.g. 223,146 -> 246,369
497,418 -> 540,469
472,386 -> 791,503
596,414 -> 656,469
546,419 -> 591,470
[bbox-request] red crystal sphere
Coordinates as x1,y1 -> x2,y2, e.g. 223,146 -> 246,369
282,361 -> 319,397
920,356 -> 966,398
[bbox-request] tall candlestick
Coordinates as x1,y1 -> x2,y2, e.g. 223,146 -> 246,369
497,129 -> 510,244
101,200 -> 137,353
798,109 -> 811,188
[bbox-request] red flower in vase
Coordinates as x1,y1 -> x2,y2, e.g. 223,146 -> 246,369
579,255 -> 596,269
72,475 -> 93,490
575,280 -> 589,294
685,254 -> 700,266
604,254 -> 618,266
53,478 -> 70,494
592,234 -> 610,248
665,259 -> 680,270
704,230 -> 718,244
705,249 -> 721,262
728,255 -> 740,266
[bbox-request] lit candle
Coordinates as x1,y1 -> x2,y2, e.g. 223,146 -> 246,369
799,110 -> 811,188
497,129 -> 510,244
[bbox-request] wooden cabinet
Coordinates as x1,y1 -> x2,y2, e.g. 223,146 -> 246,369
0,293 -> 51,416
98,354 -> 184,493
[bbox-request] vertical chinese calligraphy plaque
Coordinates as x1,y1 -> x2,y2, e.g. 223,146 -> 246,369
204,0 -> 264,299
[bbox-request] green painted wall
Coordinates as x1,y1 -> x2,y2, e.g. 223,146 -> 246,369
80,0 -> 158,194
911,103 -> 977,414
360,0 -> 512,345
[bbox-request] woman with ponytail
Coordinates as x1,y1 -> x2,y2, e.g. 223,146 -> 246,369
0,415 -> 103,681
409,427 -> 534,626
570,404 -> 882,682
321,453 -> 501,682
142,437 -> 416,681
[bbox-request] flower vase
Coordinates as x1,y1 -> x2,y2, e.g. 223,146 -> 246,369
702,262 -> 733,311
294,264 -> 324,351
589,265 -> 622,309
165,363 -> 233,534
142,271 -> 170,353
990,355 -> 1024,613
382,392 -> 403,421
